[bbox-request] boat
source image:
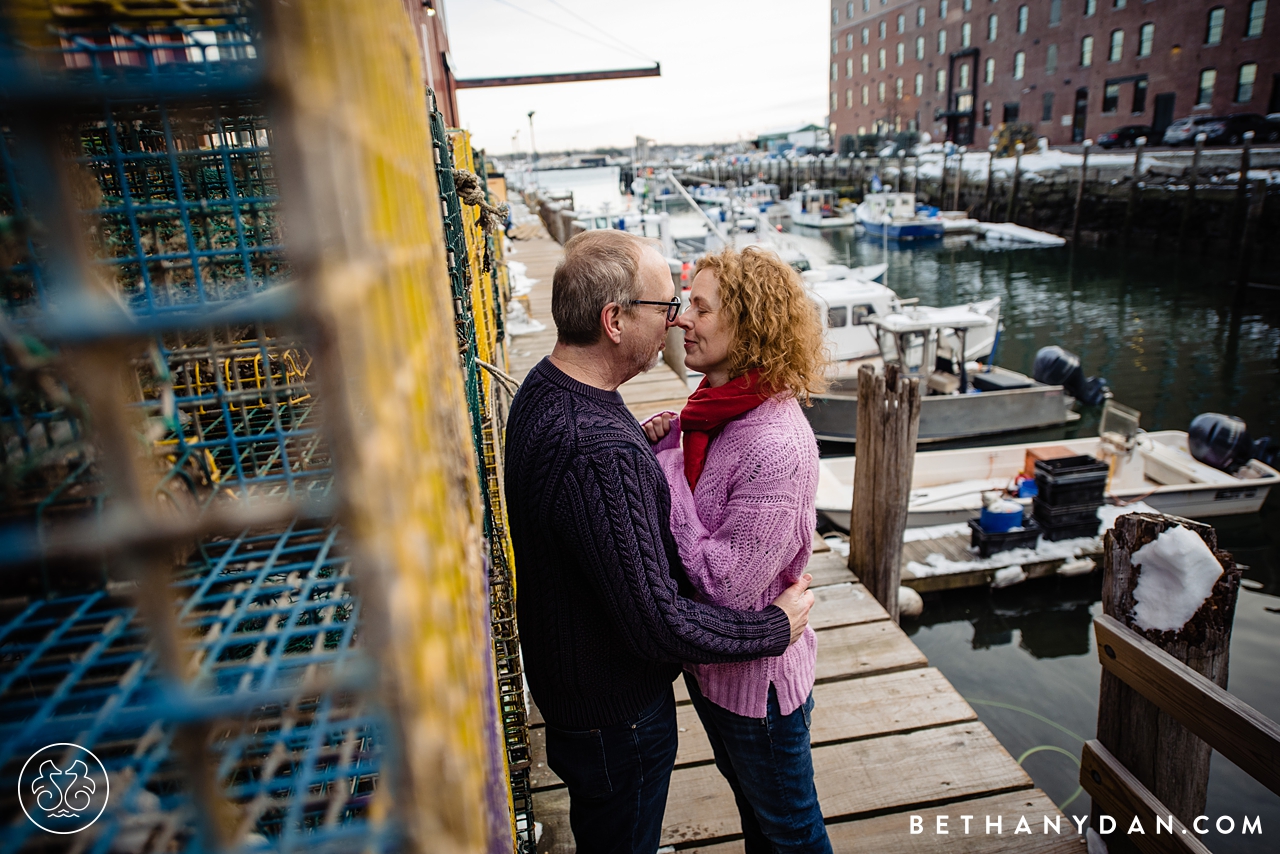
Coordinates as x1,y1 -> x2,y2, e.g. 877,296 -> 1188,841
855,193 -> 945,240
976,222 -> 1067,246
814,405 -> 1280,531
915,205 -> 981,234
784,187 -> 857,228
803,300 -> 1081,442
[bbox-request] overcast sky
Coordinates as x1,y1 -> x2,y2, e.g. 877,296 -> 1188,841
441,0 -> 828,155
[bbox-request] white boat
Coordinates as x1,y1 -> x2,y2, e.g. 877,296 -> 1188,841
855,193 -> 945,240
784,187 -> 857,228
815,408 -> 1280,530
976,222 -> 1067,246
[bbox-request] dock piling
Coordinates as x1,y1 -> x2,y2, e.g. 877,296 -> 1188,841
938,149 -> 948,208
1122,137 -> 1146,240
1092,513 -> 1241,833
848,363 -> 922,623
1237,178 -> 1266,291
983,142 -> 996,219
1071,139 -> 1091,244
1005,142 -> 1024,223
1178,133 -> 1205,245
953,146 -> 965,211
1232,131 -> 1254,255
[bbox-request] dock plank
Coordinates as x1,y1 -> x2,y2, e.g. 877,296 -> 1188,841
809,582 -> 887,630
534,722 -> 1035,852
529,668 -> 975,790
683,790 -> 1083,853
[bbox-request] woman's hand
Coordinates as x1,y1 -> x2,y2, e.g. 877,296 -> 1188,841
642,412 -> 675,444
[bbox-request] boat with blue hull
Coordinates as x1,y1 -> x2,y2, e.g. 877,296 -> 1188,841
856,192 -> 945,240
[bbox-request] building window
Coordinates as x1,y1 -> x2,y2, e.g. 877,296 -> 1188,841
1017,5 -> 1028,33
917,6 -> 926,26
1003,102 -> 1020,122
960,62 -> 971,89
1109,29 -> 1123,62
1085,0 -> 1096,16
864,0 -> 871,11
1014,51 -> 1026,79
936,68 -> 947,92
985,56 -> 996,82
1050,0 -> 1062,26
915,72 -> 924,94
879,20 -> 887,38
862,54 -> 870,73
940,0 -> 949,17
916,35 -> 925,58
897,42 -> 905,64
958,93 -> 974,112
848,57 -> 855,76
879,47 -> 887,68
1246,0 -> 1266,37
1046,43 -> 1058,73
879,80 -> 886,102
863,84 -> 870,104
832,62 -> 838,81
962,21 -> 972,46
898,13 -> 906,32
964,0 -> 972,10
846,33 -> 853,49
1042,91 -> 1055,121
1206,7 -> 1225,45
832,91 -> 838,112
1132,78 -> 1147,112
834,7 -> 840,24
983,100 -> 992,125
833,39 -> 839,56
1114,0 -> 1126,8
862,27 -> 870,44
1103,82 -> 1120,112
1197,67 -> 1216,105
846,88 -> 854,107
1138,23 -> 1153,57
938,29 -> 947,53
1236,62 -> 1258,101
1081,35 -> 1094,66
896,77 -> 905,98
988,14 -> 998,41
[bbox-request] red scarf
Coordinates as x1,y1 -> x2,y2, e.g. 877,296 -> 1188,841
681,369 -> 771,490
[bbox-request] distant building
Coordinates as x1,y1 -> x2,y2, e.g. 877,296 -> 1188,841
828,0 -> 1279,147
755,123 -> 833,152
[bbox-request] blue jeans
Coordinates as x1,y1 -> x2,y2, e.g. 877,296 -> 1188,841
684,673 -> 832,854
544,686 -> 678,854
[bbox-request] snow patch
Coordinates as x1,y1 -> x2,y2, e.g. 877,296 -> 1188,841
1130,525 -> 1223,632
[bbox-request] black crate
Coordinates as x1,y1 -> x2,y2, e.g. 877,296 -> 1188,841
1034,455 -> 1111,478
968,517 -> 1042,558
1040,519 -> 1103,541
1034,455 -> 1109,506
1032,498 -> 1102,528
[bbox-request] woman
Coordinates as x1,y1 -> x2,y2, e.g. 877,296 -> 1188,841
643,245 -> 831,853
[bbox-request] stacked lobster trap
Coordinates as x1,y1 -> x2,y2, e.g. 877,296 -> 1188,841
2,2 -> 527,854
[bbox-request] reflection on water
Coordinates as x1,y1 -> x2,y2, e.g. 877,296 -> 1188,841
806,226 -> 1280,852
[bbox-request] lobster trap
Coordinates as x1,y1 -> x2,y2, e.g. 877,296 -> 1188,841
1,2 -> 520,853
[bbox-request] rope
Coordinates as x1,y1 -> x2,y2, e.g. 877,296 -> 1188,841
453,168 -> 509,235
477,359 -> 520,398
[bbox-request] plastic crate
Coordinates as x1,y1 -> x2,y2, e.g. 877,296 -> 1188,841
1034,454 -> 1109,506
1040,519 -> 1103,541
1032,498 -> 1103,528
968,517 -> 1042,558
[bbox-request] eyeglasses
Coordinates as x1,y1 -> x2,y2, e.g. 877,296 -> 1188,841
630,297 -> 681,323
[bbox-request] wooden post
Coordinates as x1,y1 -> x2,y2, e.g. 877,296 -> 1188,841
1005,142 -> 1024,222
847,363 -> 922,623
952,146 -> 965,211
1122,136 -> 1146,239
1236,179 -> 1266,290
896,149 -> 905,192
911,155 -> 919,195
1092,513 -> 1241,834
1071,139 -> 1091,244
983,142 -> 996,219
938,149 -> 948,208
1178,133 -> 1205,244
1232,131 -> 1254,255
859,152 -> 868,196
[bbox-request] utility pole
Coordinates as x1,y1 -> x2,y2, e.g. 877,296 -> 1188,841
527,110 -> 538,176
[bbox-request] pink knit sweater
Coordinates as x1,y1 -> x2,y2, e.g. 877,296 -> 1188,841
653,395 -> 819,718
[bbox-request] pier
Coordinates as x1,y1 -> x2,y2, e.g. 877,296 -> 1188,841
506,232 -> 1080,852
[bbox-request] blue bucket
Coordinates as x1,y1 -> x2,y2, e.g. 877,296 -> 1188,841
980,500 -> 1025,533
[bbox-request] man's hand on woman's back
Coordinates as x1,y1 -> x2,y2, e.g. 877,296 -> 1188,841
772,573 -> 814,645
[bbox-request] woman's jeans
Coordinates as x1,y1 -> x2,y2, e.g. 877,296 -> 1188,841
684,673 -> 833,854
544,686 -> 678,854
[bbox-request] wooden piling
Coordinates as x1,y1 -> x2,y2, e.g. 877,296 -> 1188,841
983,143 -> 996,219
1178,133 -> 1204,245
952,146 -> 965,211
896,150 -> 905,192
1232,131 -> 1254,255
911,155 -> 919,195
1092,513 -> 1241,834
1122,136 -> 1146,239
848,363 -> 922,623
1071,139 -> 1091,244
938,150 -> 947,208
1005,142 -> 1024,222
1237,179 -> 1266,290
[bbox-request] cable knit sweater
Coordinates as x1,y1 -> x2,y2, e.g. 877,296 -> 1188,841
504,358 -> 792,730
654,395 -> 819,718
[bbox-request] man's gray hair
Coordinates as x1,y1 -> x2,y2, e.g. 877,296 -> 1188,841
551,230 -> 650,346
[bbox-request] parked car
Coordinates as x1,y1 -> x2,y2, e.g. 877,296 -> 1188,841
1096,125 -> 1153,148
1163,114 -> 1280,146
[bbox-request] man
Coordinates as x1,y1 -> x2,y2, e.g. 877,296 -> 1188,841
504,230 -> 814,854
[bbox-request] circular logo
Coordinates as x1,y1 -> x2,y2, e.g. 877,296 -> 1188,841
17,743 -> 110,834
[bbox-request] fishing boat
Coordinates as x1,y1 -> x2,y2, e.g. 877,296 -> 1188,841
803,300 -> 1081,442
855,193 -> 945,240
814,405 -> 1280,531
976,222 -> 1067,246
784,187 -> 857,228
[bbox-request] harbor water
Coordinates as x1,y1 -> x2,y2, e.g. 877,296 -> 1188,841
811,227 -> 1280,852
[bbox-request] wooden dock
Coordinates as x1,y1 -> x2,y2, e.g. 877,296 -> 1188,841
503,234 -> 1081,852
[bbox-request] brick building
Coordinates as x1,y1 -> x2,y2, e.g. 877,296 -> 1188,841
828,0 -> 1280,148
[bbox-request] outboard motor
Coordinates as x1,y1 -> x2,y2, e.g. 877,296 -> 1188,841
1189,413 -> 1277,473
1032,346 -> 1111,407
